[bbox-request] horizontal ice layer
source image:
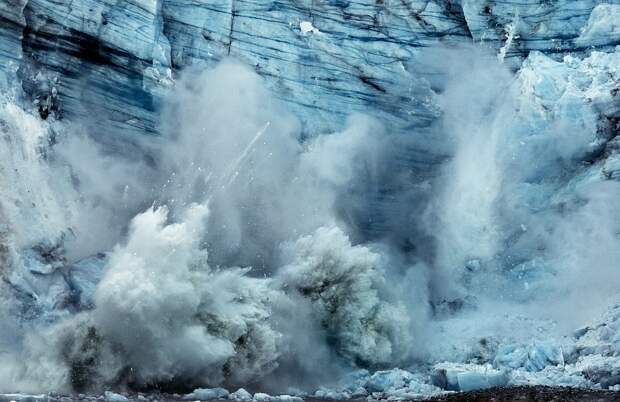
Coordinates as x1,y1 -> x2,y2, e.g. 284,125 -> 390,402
0,1 -> 26,87
0,0 -> 466,138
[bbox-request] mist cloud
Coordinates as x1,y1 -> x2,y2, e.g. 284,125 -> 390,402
0,45 -> 618,394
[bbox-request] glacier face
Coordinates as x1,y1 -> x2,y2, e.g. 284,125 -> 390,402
0,0 -> 620,398
3,0 -> 618,139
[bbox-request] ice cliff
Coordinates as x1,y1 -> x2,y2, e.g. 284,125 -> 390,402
0,0 -> 620,398
2,1 -> 618,137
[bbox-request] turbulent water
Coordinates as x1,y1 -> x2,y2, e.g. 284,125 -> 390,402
0,3 -> 620,398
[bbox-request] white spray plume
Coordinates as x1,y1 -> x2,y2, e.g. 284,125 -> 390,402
0,45 -> 619,395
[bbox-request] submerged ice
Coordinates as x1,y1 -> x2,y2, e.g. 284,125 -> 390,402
0,12 -> 619,398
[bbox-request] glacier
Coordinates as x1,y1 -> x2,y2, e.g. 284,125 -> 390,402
0,0 -> 620,400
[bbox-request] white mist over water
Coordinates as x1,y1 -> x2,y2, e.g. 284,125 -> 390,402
0,47 -> 619,394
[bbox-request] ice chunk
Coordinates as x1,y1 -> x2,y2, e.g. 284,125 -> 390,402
22,248 -> 63,275
366,369 -> 415,392
571,354 -> 620,388
66,253 -> 108,309
308,369 -> 371,400
432,363 -> 508,392
229,389 -> 252,402
526,344 -> 565,371
493,345 -> 529,370
183,388 -> 230,401
251,394 -> 301,402
313,389 -> 351,400
104,391 -> 129,402
335,368 -> 370,393
382,374 -> 445,400
299,21 -> 320,35
0,394 -> 48,402
574,303 -> 620,357
509,365 -> 590,388
252,393 -> 271,402
349,387 -> 367,397
494,343 -> 565,372
8,248 -> 72,315
456,371 -> 506,392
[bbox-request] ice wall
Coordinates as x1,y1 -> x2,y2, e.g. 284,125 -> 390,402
2,1 -> 618,140
0,0 -> 619,397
